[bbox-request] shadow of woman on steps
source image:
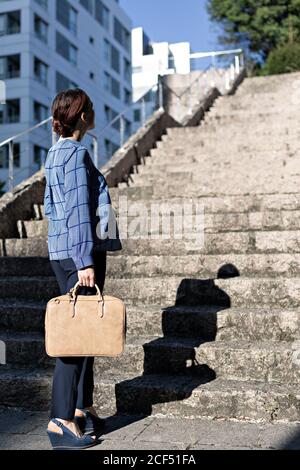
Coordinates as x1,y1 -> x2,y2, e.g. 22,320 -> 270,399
111,263 -> 240,418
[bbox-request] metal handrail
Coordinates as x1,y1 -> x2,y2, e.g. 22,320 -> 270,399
159,63 -> 212,100
98,81 -> 163,136
0,117 -> 99,192
189,48 -> 243,59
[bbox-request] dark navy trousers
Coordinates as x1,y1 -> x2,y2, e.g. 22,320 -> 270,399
49,250 -> 107,420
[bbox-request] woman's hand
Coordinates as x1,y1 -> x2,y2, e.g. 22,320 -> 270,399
78,267 -> 95,287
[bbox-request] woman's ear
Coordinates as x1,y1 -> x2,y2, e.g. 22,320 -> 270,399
81,111 -> 87,124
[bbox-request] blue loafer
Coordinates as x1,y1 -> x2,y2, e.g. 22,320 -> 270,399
74,410 -> 106,435
47,418 -> 98,450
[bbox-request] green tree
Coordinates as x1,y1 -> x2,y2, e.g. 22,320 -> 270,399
264,42 -> 300,74
207,0 -> 300,61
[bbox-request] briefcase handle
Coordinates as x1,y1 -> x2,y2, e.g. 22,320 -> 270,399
69,281 -> 104,301
68,281 -> 105,318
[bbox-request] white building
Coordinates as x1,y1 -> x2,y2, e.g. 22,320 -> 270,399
0,0 -> 132,191
131,27 -> 191,130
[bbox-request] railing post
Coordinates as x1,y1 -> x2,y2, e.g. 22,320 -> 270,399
235,55 -> 240,74
230,63 -> 235,80
225,71 -> 230,90
212,53 -> 216,70
240,52 -> 245,69
158,78 -> 164,109
8,140 -> 14,193
92,136 -> 98,169
120,114 -> 125,147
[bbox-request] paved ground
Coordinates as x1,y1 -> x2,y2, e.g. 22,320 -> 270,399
0,408 -> 300,450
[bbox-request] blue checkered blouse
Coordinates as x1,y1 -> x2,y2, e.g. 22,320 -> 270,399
44,137 -> 122,270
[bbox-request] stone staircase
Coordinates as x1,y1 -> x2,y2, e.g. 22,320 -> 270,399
1,72 -> 300,423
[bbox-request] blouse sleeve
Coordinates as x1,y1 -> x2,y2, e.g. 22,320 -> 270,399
64,147 -> 94,270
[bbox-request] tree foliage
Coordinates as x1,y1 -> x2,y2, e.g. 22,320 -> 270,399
263,41 -> 300,74
207,0 -> 300,60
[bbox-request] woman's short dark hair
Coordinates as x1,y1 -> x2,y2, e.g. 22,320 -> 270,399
51,88 -> 93,137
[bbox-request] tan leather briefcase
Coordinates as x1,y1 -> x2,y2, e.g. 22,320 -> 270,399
45,281 -> 126,357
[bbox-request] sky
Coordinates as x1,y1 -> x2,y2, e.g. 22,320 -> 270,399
119,0 -> 221,53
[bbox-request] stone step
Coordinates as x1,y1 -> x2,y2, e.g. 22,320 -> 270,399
132,160 -> 297,177
19,209 -> 300,239
1,332 -> 297,385
149,145 -> 297,161
1,299 -> 300,342
208,107 -> 300,119
1,275 -> 300,308
0,332 -> 53,369
127,305 -> 300,342
204,113 -> 297,127
2,368 -> 299,421
194,339 -> 298,384
162,129 -> 299,144
111,191 -> 300,213
121,174 -> 299,194
2,253 -> 300,280
0,369 -> 120,416
0,239 -> 49,257
165,127 -> 300,142
3,252 -> 300,279
107,253 -> 300,278
143,338 -> 299,384
0,256 -> 53,277
121,173 -> 298,188
0,299 -> 46,333
113,374 -> 300,421
32,195 -> 300,217
3,229 -> 300,257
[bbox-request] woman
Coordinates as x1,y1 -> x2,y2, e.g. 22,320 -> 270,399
44,88 -> 122,450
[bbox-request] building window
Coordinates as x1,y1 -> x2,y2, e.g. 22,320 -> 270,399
111,76 -> 120,99
0,10 -> 21,36
104,105 -> 110,124
95,0 -> 109,31
114,17 -> 130,52
34,57 -> 48,86
56,71 -> 77,92
0,99 -> 20,124
34,0 -> 48,10
0,143 -> 20,169
34,101 -> 48,124
56,0 -> 77,35
111,45 -> 120,73
80,0 -> 93,14
34,145 -> 48,167
124,57 -> 131,83
125,118 -> 131,137
143,31 -> 153,55
104,38 -> 110,63
0,54 -> 20,80
104,39 -> 120,74
104,71 -> 110,92
124,88 -> 131,105
34,14 -> 48,43
56,31 -> 77,65
134,109 -> 141,122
